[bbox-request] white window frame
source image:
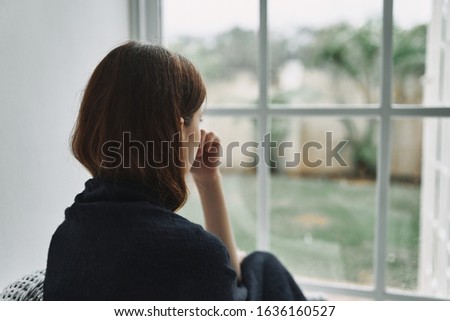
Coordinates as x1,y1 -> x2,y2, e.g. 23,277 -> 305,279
134,0 -> 450,300
419,0 -> 450,299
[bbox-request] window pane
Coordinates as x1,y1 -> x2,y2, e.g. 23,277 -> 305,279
393,0 -> 432,105
163,0 -> 258,107
387,118 -> 422,292
269,0 -> 382,106
269,117 -> 377,286
178,116 -> 257,252
388,118 -> 450,299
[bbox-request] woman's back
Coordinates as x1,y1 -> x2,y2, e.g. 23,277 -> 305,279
43,177 -> 247,301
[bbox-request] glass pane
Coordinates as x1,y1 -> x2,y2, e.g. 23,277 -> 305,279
270,117 -> 377,286
388,118 -> 422,292
388,118 -> 450,299
163,0 -> 258,107
393,0 -> 432,105
269,0 -> 382,106
179,116 -> 257,253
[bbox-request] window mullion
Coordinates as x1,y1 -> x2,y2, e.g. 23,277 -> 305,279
129,0 -> 162,43
145,0 -> 162,44
205,107 -> 450,117
374,0 -> 394,301
256,0 -> 270,251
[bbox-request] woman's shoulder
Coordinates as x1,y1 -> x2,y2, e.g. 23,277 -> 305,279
62,194 -> 230,262
141,208 -> 229,257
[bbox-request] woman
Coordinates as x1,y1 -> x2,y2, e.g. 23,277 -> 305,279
43,41 -> 306,301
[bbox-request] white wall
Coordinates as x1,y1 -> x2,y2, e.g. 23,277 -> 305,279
0,0 -> 130,289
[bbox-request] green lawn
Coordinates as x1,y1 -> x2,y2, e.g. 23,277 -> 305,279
179,172 -> 420,291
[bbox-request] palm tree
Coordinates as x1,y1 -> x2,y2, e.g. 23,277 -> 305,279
300,21 -> 380,104
298,21 -> 426,177
393,24 -> 427,103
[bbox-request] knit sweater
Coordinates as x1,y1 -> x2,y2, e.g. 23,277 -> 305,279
43,177 -> 247,300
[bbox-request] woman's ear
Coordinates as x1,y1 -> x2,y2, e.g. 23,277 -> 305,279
180,117 -> 187,141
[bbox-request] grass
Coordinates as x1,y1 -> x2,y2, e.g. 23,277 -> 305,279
179,172 -> 420,291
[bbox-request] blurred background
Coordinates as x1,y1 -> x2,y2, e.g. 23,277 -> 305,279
1,0 -> 449,300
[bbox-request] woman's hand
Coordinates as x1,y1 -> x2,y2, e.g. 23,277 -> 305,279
190,129 -> 222,183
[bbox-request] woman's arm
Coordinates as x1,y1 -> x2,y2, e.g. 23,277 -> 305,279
190,130 -> 241,281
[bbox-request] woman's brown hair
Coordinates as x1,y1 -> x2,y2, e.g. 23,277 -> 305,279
71,41 -> 206,211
